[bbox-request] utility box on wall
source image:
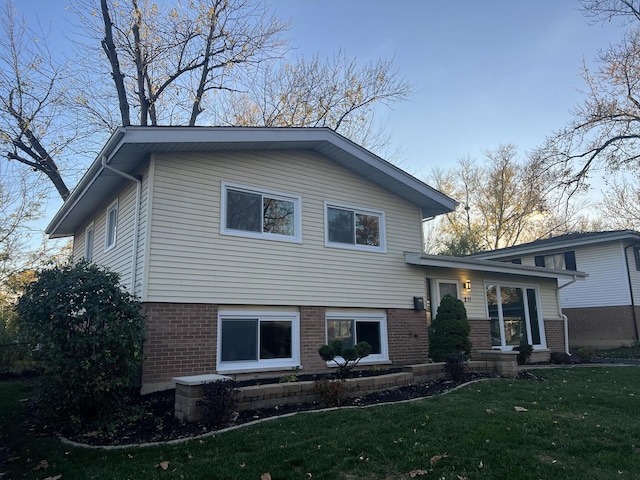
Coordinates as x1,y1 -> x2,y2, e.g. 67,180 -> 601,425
413,296 -> 425,311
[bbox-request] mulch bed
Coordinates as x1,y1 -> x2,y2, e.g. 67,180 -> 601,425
63,371 -> 507,447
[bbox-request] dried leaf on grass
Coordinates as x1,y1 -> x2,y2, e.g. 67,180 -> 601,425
43,476 -> 62,480
408,469 -> 429,477
430,453 -> 448,466
32,460 -> 48,471
514,406 -> 528,412
157,461 -> 169,470
261,473 -> 272,480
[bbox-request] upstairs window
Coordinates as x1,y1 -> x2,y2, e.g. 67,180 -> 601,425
222,183 -> 301,242
325,202 -> 386,252
105,201 -> 118,251
535,251 -> 576,270
84,223 -> 94,261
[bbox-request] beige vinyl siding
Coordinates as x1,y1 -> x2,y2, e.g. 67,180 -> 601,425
426,269 -> 561,320
71,176 -> 145,293
145,150 -> 425,308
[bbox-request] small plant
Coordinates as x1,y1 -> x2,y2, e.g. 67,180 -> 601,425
198,379 -> 239,427
429,295 -> 471,362
550,352 -> 573,364
318,339 -> 371,378
312,378 -> 346,407
279,366 -> 301,383
445,352 -> 468,382
514,340 -> 533,365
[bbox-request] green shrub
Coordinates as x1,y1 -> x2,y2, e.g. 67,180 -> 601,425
514,340 -> 533,365
198,380 -> 239,427
428,295 -> 471,362
15,261 -> 145,433
318,339 -> 371,378
445,352 -> 468,381
312,378 -> 347,407
550,352 -> 573,364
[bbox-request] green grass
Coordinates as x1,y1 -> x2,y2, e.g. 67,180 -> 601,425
2,367 -> 640,479
592,343 -> 640,359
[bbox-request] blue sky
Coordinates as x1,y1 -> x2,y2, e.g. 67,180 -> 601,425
22,0 -> 625,206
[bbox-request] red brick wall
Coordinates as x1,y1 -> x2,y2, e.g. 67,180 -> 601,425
468,318 -> 492,355
299,306 -> 327,372
386,309 -> 430,365
544,319 -> 565,352
563,306 -> 639,348
142,303 -> 217,389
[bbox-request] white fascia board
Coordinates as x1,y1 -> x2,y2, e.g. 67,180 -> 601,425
405,252 -> 588,280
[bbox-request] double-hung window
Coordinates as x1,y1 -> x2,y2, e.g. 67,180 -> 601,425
217,311 -> 300,372
221,183 -> 301,242
325,202 -> 386,252
105,201 -> 118,251
535,251 -> 576,270
325,313 -> 389,364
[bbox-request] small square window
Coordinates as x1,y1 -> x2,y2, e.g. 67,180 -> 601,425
222,183 -> 300,242
105,202 -> 118,250
325,203 -> 385,252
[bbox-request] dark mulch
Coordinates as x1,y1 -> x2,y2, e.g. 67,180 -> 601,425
64,371 -> 504,447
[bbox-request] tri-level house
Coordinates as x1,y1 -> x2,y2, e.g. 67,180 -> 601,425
471,230 -> 640,348
46,127 -> 586,393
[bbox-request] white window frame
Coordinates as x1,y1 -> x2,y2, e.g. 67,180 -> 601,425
221,182 -> 302,243
105,201 -> 118,251
324,202 -> 386,253
216,310 -> 300,373
484,281 -> 547,351
324,312 -> 389,365
84,222 -> 95,261
435,279 -> 460,302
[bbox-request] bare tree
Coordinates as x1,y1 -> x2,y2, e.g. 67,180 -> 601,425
222,51 -> 413,152
598,174 -> 640,229
73,0 -> 289,128
539,0 -> 640,191
428,145 -> 594,255
0,1 -> 73,199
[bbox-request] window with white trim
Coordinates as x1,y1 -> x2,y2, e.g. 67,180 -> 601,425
84,223 -> 94,261
325,313 -> 389,364
217,311 -> 300,372
485,283 -> 546,350
105,202 -> 118,250
325,202 -> 386,252
221,183 -> 301,242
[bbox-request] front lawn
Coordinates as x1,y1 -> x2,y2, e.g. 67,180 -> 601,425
2,367 -> 639,479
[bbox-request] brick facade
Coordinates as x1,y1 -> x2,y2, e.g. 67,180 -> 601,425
544,318 -> 565,352
563,305 -> 640,348
142,303 -> 218,392
468,318 -> 492,355
386,309 -> 430,365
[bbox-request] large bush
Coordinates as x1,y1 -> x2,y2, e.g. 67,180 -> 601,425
15,262 -> 145,432
428,294 -> 471,362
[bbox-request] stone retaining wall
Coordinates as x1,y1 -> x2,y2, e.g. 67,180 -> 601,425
175,360 -> 500,423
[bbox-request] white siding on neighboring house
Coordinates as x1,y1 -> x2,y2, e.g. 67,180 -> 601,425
557,243 -> 629,308
143,149 -> 426,308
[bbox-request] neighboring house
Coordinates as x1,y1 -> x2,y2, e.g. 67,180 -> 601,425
471,230 -> 640,348
46,127 -> 585,393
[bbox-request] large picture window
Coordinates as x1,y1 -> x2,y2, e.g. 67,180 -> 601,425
217,311 -> 300,372
486,283 -> 546,350
325,202 -> 385,252
325,313 -> 389,364
221,183 -> 301,242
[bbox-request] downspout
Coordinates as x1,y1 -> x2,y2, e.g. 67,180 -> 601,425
101,156 -> 142,296
623,243 -> 640,342
558,275 -> 578,355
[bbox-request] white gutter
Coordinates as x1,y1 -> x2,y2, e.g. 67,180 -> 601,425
101,155 -> 142,296
558,274 -> 578,289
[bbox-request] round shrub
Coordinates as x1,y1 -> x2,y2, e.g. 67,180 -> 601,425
428,294 -> 472,362
15,261 -> 145,432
